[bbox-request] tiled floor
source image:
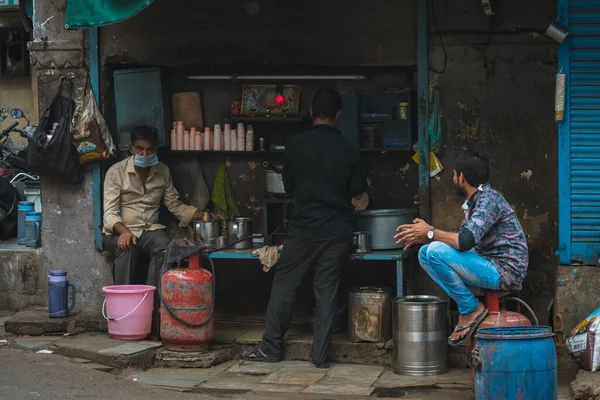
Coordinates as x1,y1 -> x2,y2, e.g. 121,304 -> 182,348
128,359 -> 474,397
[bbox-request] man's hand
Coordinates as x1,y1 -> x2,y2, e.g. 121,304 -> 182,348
192,210 -> 203,220
118,231 -> 137,251
394,218 -> 434,249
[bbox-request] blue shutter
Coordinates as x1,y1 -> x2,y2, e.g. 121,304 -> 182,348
559,0 -> 600,264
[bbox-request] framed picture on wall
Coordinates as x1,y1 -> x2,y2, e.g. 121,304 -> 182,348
241,84 -> 300,117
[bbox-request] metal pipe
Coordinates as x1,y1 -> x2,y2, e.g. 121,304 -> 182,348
187,75 -> 367,81
89,27 -> 103,251
417,0 -> 431,222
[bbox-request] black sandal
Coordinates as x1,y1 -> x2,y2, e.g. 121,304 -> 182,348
240,346 -> 281,363
448,308 -> 489,347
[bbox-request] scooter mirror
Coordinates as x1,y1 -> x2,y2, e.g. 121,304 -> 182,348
10,109 -> 23,119
0,108 -> 7,122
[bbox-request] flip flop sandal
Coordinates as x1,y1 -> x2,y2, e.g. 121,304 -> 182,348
448,308 -> 489,347
240,346 -> 281,363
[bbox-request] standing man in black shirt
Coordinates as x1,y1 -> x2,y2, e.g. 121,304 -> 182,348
241,88 -> 367,367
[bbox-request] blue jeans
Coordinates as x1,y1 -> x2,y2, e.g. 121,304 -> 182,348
418,242 -> 500,315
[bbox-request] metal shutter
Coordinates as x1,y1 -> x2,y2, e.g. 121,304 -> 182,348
559,0 -> 600,264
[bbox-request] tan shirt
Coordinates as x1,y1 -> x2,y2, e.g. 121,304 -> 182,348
103,156 -> 197,238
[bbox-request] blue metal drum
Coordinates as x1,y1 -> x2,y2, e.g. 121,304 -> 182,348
473,326 -> 557,400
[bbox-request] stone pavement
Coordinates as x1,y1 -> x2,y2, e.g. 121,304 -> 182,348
0,313 -> 574,399
9,332 -> 163,369
126,360 -> 475,397
5,308 -> 477,367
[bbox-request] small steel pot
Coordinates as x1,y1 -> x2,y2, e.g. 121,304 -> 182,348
227,217 -> 253,250
191,220 -> 221,248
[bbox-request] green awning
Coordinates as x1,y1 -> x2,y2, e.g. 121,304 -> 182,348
65,0 -> 153,29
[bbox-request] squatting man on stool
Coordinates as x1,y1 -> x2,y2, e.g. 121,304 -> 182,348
394,151 -> 528,346
102,125 -> 206,285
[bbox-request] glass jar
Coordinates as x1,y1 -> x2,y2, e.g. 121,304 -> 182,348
398,102 -> 409,121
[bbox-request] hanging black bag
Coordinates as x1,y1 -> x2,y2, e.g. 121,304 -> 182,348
27,77 -> 83,185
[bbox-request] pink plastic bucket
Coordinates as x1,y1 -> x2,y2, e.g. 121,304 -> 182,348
102,285 -> 156,340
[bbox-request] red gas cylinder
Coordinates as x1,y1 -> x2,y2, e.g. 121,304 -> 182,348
477,291 -> 531,331
160,252 -> 214,351
470,291 -> 531,391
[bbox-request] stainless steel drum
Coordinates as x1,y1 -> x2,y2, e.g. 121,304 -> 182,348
348,287 -> 392,343
393,295 -> 448,376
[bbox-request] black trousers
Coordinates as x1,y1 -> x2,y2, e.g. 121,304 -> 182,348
262,234 -> 351,364
103,230 -> 170,286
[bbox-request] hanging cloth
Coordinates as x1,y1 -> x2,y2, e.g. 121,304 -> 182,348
64,0 -> 153,29
211,163 -> 239,219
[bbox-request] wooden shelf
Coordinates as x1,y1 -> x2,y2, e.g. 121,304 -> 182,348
360,148 -> 412,152
228,115 -> 310,123
161,150 -> 285,155
162,149 -> 411,155
358,119 -> 407,124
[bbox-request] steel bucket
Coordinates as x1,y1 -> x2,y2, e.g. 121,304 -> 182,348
393,295 -> 449,376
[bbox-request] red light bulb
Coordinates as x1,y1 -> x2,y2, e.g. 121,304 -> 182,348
275,94 -> 285,104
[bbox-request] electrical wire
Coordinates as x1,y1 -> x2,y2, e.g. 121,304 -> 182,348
430,0 -> 448,74
474,15 -> 495,53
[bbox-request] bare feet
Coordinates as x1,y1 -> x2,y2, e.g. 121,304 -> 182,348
449,302 -> 486,343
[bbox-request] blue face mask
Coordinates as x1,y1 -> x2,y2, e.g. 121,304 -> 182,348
133,152 -> 159,168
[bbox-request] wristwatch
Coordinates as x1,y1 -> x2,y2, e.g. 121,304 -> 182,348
427,229 -> 436,240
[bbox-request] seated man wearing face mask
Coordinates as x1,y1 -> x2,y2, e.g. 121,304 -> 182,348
394,151 -> 528,346
103,125 -> 203,285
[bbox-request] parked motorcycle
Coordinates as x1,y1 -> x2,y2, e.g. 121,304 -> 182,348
0,107 -> 39,240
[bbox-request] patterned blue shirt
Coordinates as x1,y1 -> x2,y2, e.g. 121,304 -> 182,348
460,184 -> 529,291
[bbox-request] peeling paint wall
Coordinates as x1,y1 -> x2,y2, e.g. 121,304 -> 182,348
0,250 -> 41,310
429,0 -> 558,324
99,0 -> 416,67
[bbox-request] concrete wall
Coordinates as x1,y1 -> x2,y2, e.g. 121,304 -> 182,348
100,0 -> 416,67
428,0 -> 558,325
0,249 -> 41,311
22,0 -> 113,312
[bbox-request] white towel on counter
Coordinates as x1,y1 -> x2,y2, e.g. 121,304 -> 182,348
252,245 -> 283,272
